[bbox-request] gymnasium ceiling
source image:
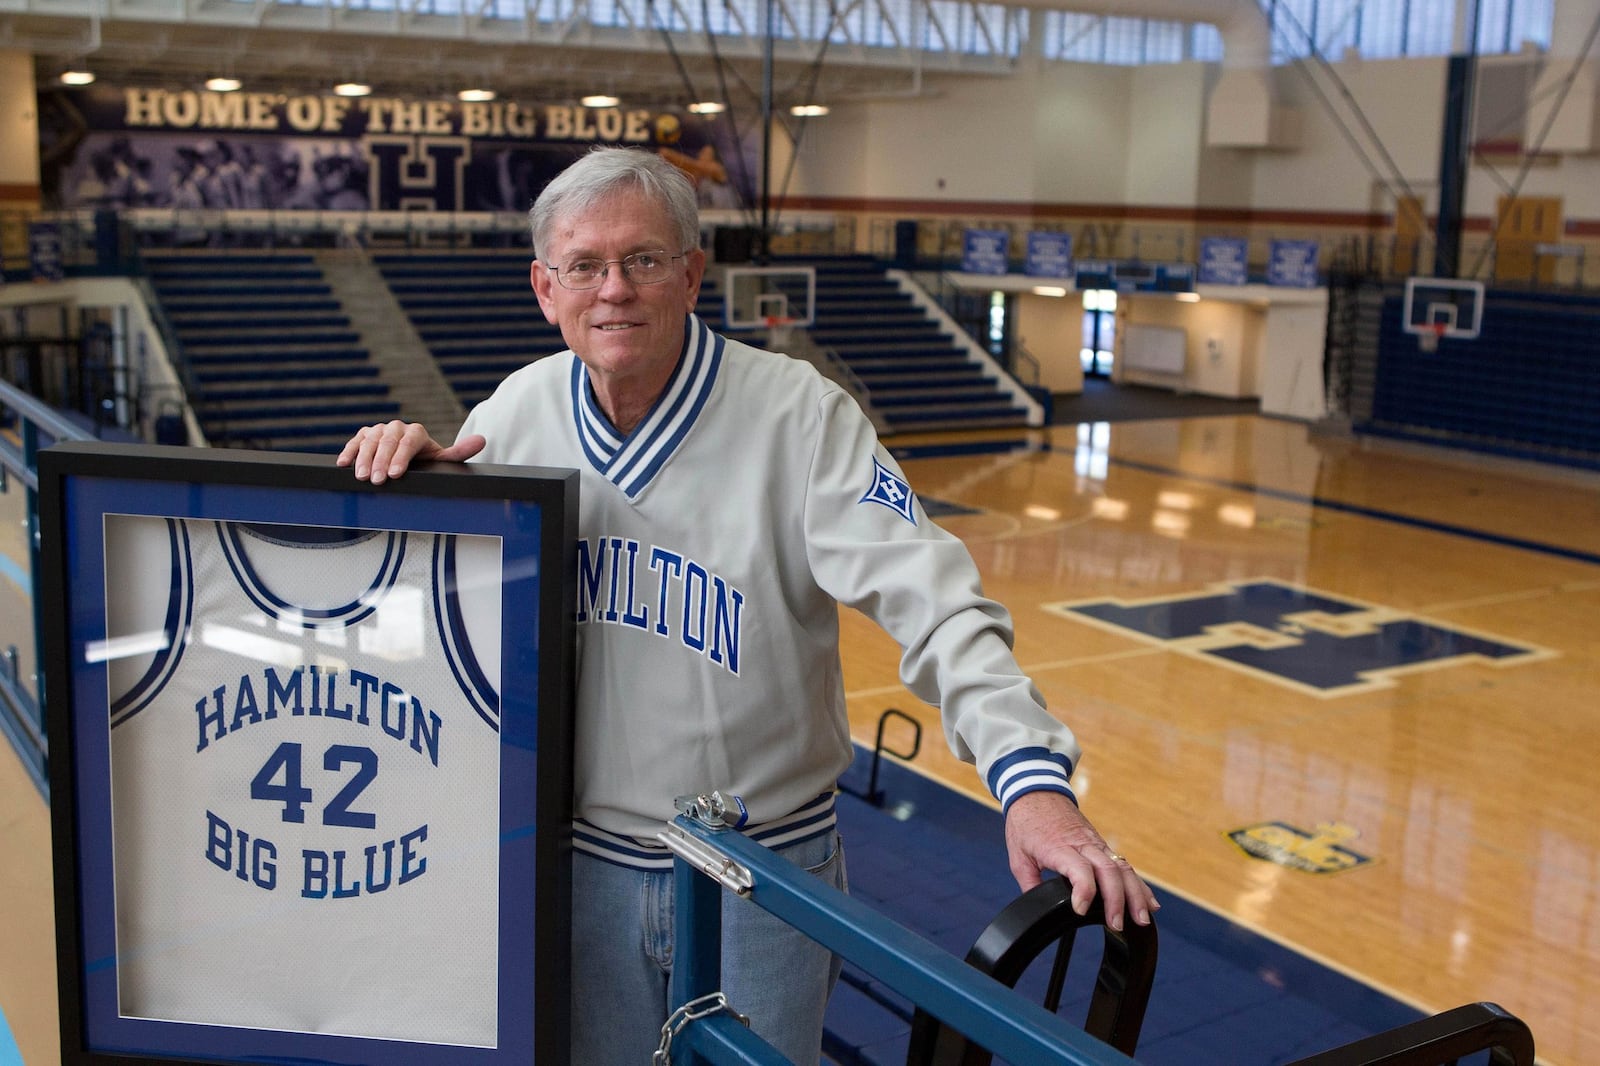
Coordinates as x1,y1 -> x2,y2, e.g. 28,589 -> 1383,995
3,0 -> 1028,111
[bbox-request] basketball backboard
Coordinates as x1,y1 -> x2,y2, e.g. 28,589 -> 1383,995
723,266 -> 817,330
1402,277 -> 1483,341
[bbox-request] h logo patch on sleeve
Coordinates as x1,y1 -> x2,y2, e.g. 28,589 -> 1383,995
860,457 -> 918,525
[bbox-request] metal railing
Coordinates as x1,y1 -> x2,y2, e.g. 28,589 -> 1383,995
0,379 -> 94,797
659,811 -> 1136,1066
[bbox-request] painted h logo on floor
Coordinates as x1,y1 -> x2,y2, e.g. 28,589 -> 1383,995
1046,579 -> 1552,697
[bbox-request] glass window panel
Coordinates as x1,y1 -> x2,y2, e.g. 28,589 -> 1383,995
1102,15 -> 1145,64
1406,0 -> 1454,54
1357,0 -> 1408,58
1191,22 -> 1224,61
726,0 -> 761,35
1143,20 -> 1184,63
1270,0 -> 1315,63
1041,10 -> 1062,59
1314,0 -> 1362,57
1511,0 -> 1553,50
1474,0 -> 1512,51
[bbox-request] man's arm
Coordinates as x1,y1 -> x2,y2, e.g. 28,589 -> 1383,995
336,420 -> 486,483
1003,790 -> 1158,931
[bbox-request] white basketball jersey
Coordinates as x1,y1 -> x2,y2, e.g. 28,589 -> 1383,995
104,515 -> 503,1047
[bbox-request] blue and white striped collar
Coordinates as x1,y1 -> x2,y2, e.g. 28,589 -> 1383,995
569,313 -> 725,500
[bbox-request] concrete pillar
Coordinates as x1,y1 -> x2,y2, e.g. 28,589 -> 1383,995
0,50 -> 41,210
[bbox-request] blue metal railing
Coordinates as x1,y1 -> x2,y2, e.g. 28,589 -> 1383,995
661,813 -> 1138,1066
0,379 -> 93,796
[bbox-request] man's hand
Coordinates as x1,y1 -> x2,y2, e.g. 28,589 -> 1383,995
1003,790 -> 1158,932
336,421 -> 486,484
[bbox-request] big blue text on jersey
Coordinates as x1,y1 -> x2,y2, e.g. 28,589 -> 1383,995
578,537 -> 744,675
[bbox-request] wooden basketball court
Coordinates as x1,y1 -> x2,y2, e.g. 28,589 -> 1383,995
843,413 -> 1599,1066
2,410 -> 1595,1064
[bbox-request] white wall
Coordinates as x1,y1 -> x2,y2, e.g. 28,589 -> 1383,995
788,47 -> 1600,240
1016,291 -> 1086,394
1115,294 -> 1261,398
798,74 -> 1043,202
1031,62 -> 1135,204
1124,63 -> 1208,206
1255,57 -> 1447,214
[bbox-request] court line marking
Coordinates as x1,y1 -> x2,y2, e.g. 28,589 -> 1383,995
1044,577 -> 1558,700
841,743 -> 1466,1041
0,553 -> 27,597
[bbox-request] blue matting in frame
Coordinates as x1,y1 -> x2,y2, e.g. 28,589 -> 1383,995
40,444 -> 576,1066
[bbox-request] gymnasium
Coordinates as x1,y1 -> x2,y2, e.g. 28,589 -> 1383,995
0,0 -> 1597,1061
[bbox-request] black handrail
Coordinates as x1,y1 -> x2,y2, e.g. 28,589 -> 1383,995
1286,1002 -> 1535,1066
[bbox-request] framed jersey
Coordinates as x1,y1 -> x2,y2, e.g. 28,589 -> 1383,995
38,443 -> 578,1066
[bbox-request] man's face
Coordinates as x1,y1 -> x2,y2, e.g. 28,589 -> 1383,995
530,188 -> 705,386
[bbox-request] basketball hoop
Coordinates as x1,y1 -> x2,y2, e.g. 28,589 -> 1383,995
1417,322 -> 1447,353
763,315 -> 798,347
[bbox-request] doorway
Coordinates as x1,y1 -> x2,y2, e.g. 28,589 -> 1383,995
1081,288 -> 1116,378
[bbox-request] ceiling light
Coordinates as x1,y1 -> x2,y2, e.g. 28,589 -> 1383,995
60,70 -> 95,86
582,94 -> 620,108
335,82 -> 372,97
1176,291 -> 1200,302
1030,286 -> 1068,298
688,101 -> 726,114
459,88 -> 496,102
790,104 -> 829,117
205,77 -> 242,92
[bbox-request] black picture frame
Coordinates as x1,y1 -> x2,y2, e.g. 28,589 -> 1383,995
39,442 -> 577,1065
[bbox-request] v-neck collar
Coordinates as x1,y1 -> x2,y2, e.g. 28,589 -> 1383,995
569,313 -> 725,500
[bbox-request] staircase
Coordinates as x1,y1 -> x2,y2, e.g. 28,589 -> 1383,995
791,256 -> 1038,433
373,250 -> 562,408
144,250 -> 402,453
314,249 -> 466,443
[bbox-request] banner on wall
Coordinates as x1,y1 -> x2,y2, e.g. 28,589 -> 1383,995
1266,239 -> 1321,287
38,86 -> 759,215
1024,231 -> 1073,279
29,223 -> 65,281
961,229 -> 1010,275
1197,237 -> 1249,285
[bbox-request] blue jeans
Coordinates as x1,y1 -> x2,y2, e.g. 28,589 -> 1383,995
571,830 -> 848,1064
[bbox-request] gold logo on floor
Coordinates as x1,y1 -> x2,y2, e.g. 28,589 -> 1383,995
1226,821 -> 1373,874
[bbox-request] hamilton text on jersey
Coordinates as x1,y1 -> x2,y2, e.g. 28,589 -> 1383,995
193,662 -> 445,766
577,536 -> 744,675
194,662 -> 439,900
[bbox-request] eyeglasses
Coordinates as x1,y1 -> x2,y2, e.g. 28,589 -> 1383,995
548,250 -> 689,290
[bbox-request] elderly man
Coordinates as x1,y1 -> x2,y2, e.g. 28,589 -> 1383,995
339,146 -> 1156,1064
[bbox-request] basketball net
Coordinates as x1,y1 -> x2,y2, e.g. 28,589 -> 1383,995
1417,322 -> 1446,353
764,315 -> 796,348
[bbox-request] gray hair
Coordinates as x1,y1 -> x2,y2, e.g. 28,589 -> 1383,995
528,147 -> 700,259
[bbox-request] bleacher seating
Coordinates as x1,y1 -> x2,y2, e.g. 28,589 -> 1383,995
374,249 -> 1030,430
372,250 -> 563,408
374,250 -> 745,409
786,256 -> 1033,433
143,251 -> 399,452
